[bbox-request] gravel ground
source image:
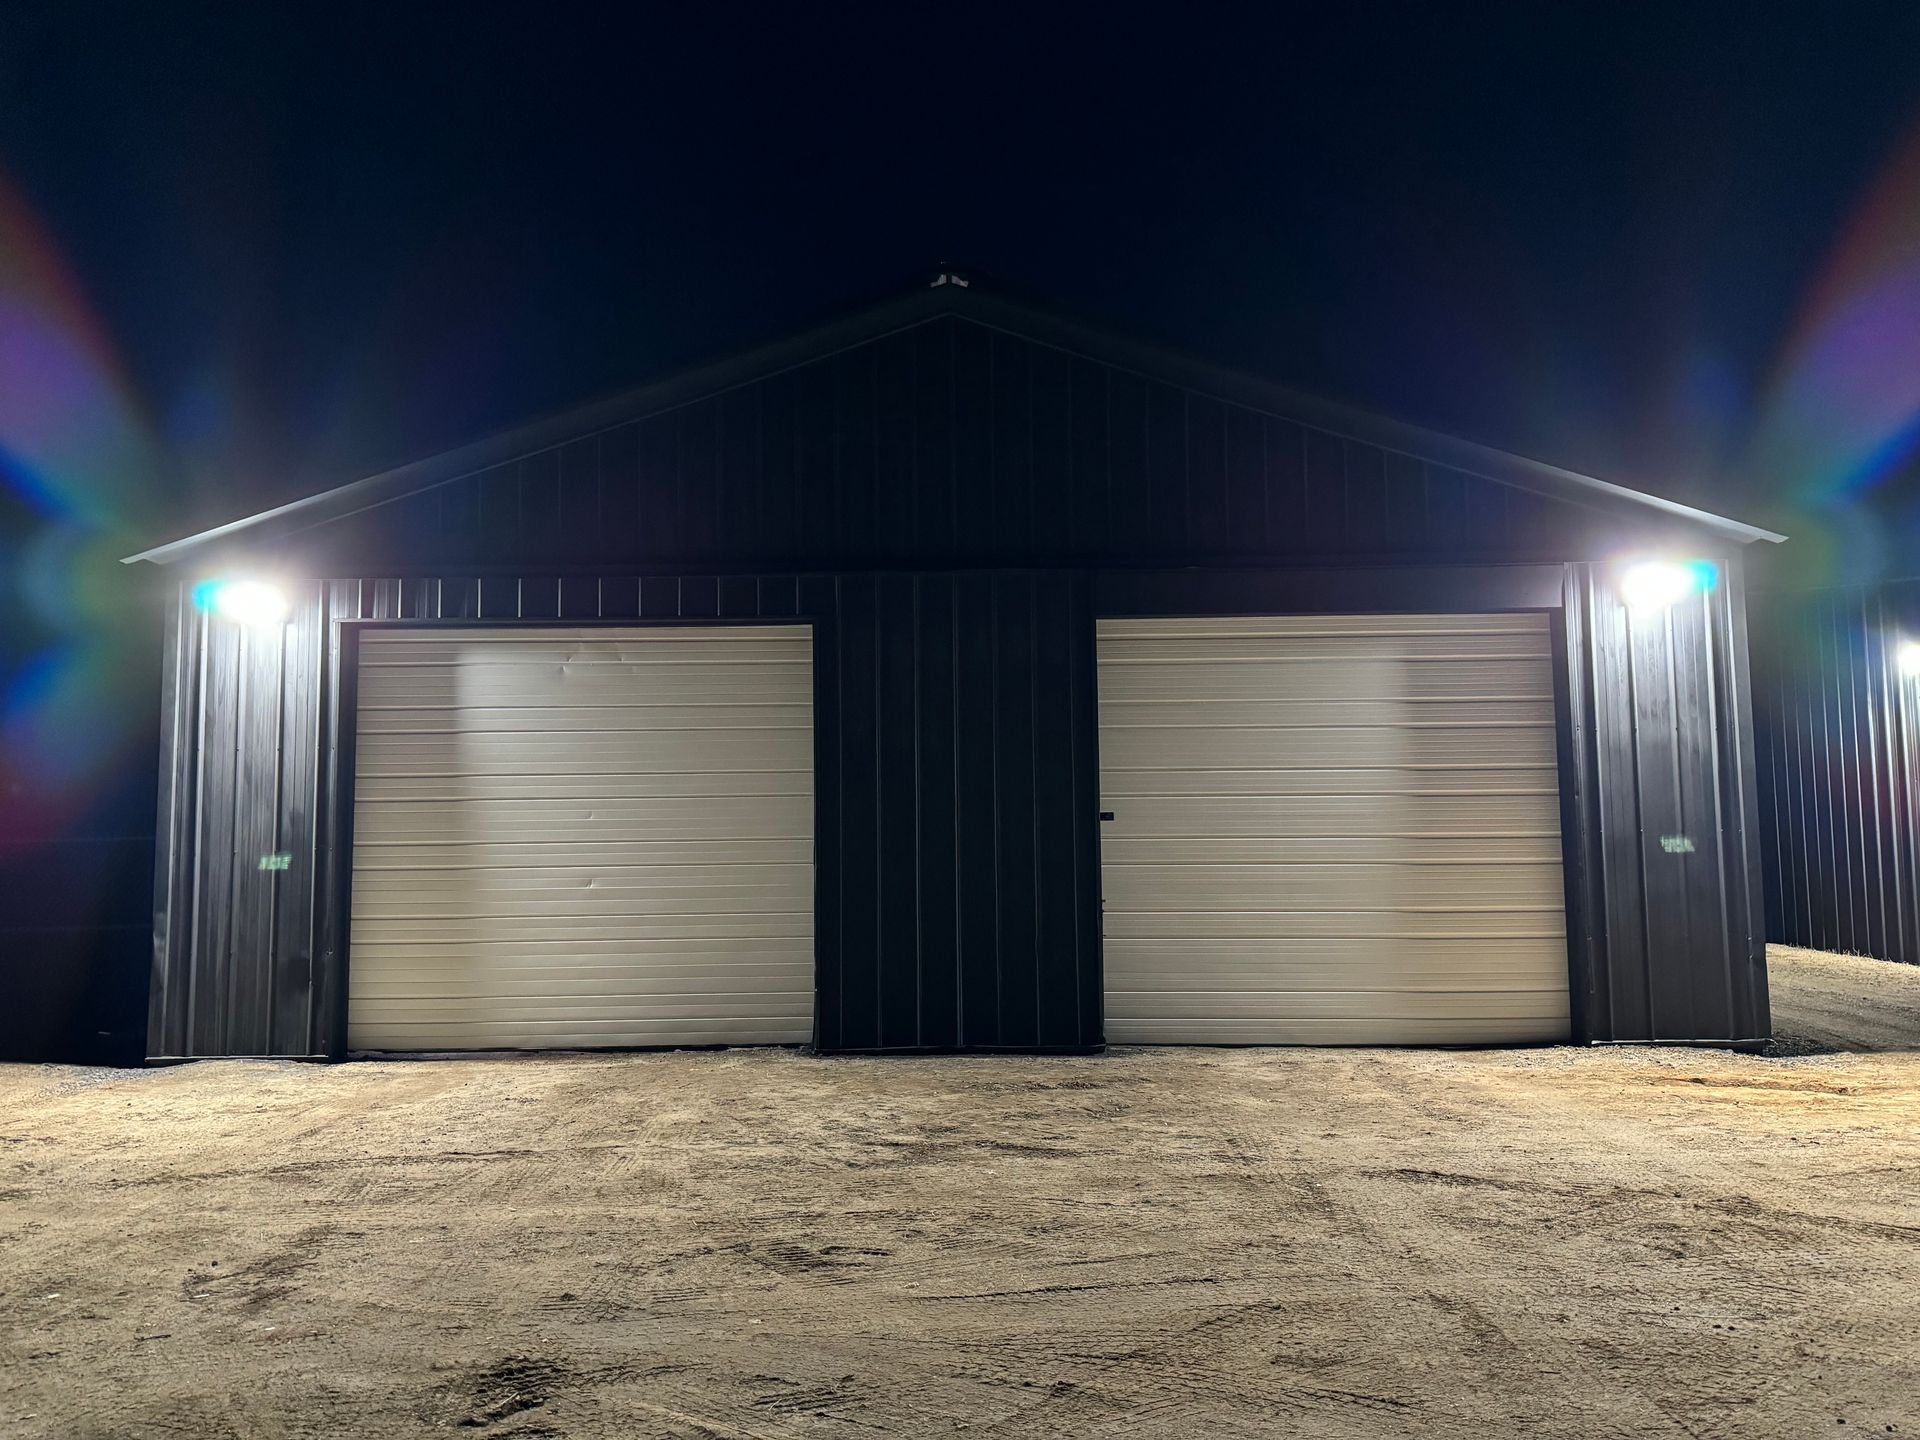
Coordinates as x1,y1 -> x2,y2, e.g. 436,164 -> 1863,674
1768,944 -> 1920,1053
3,945 -> 1918,1439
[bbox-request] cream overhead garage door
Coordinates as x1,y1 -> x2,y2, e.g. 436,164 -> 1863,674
1097,613 -> 1569,1045
347,625 -> 814,1051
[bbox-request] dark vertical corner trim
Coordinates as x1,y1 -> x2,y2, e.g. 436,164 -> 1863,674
331,613 -> 367,1059
313,593 -> 358,1059
1549,582 -> 1595,1043
1625,602 -> 1656,1037
1893,592 -> 1919,960
1569,564 -> 1616,1040
219,635 -> 247,1053
1702,577 -> 1737,1031
1027,573 -> 1043,1046
1660,605 -> 1694,1037
989,578 -> 1005,1040
821,594 -> 838,1052
148,585 -> 196,1061
263,624 -> 287,1047
184,608 -> 214,1055
831,576 -> 846,1050
950,580 -> 964,1044
911,576 -> 924,1046
1073,574 -> 1104,1047
1066,577 -> 1084,1046
871,578 -> 884,1039
1720,555 -> 1770,1035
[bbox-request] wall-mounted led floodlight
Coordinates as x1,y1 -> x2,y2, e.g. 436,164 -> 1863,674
192,578 -> 290,627
1619,558 -> 1715,611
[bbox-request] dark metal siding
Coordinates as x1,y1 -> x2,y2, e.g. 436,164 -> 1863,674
148,570 -> 1101,1058
1564,559 -> 1769,1042
152,557 -> 1770,1056
262,317 -> 1685,576
1752,581 -> 1920,965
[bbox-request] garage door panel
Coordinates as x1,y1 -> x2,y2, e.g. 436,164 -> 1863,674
1097,697 -> 1558,729
353,993 -> 813,1023
1099,834 -> 1561,865
1099,766 -> 1557,798
347,938 -> 815,970
1104,909 -> 1564,940
1096,629 -> 1550,663
352,891 -> 809,922
1101,861 -> 1567,909
357,703 -> 808,735
351,962 -> 814,993
1101,792 -> 1563,839
357,626 -> 806,665
1106,937 -> 1576,988
1104,990 -> 1570,1021
350,838 -> 814,868
355,771 -> 812,802
351,862 -> 811,897
1100,724 -> 1557,772
1098,614 -> 1548,640
349,1020 -> 813,1051
348,626 -> 814,1051
353,729 -> 813,777
352,888 -> 810,921
1098,657 -> 1552,704
1098,613 -> 1569,1045
350,794 -> 813,844
358,663 -> 811,709
349,940 -> 814,963
1107,1017 -> 1570,1044
356,646 -> 815,676
351,911 -> 812,943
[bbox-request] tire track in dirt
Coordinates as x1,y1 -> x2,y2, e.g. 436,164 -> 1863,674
5,1032 -> 1919,1437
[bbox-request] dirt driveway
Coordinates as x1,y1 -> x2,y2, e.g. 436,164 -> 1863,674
4,948 -> 1918,1439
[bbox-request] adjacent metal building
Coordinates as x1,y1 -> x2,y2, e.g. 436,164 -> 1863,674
1750,576 -> 1920,966
124,276 -> 1785,1059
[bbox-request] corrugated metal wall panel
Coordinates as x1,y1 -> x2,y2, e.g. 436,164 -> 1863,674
264,316 -> 1676,577
147,570 -> 1101,1058
1752,581 -> 1920,965
1567,559 -> 1770,1041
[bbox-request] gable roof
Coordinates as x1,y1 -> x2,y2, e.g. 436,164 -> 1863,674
123,274 -> 1784,565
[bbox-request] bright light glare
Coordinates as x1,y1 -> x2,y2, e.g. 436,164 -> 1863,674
1620,559 -> 1712,611
1897,640 -> 1920,676
194,578 -> 290,627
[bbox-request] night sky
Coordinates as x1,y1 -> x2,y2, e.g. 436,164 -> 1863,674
3,2 -> 1919,543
